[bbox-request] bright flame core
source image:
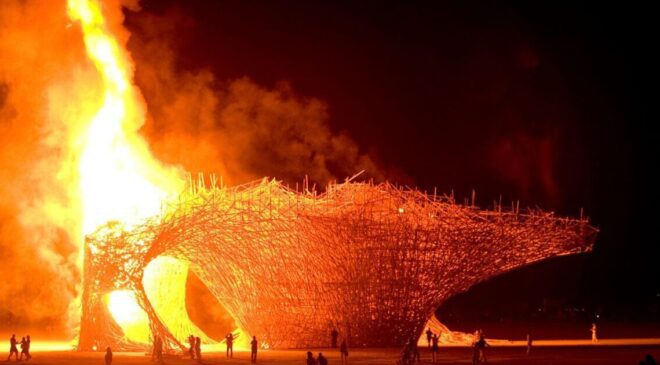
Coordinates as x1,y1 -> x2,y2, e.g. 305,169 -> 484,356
67,0 -> 187,341
105,290 -> 150,344
67,0 -> 184,235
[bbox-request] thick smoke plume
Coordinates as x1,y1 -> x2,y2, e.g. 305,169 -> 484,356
128,9 -> 380,186
0,0 -> 381,334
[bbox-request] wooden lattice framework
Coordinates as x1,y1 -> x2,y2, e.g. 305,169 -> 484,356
78,177 -> 597,351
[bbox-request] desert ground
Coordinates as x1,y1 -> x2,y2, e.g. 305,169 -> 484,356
10,344 -> 660,365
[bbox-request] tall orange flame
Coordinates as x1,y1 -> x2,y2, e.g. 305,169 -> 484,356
67,0 -> 186,340
67,0 -> 184,235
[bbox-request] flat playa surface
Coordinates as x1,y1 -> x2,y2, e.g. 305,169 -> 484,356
12,345 -> 660,365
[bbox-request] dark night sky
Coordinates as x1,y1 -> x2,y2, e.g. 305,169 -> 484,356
127,1 -> 658,319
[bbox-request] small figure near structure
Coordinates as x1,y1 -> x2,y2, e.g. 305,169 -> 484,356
526,333 -> 533,355
194,336 -> 202,363
430,334 -> 439,363
25,336 -> 31,361
19,337 -> 27,361
306,351 -> 317,365
340,339 -> 349,365
425,328 -> 433,349
226,333 -> 234,359
472,330 -> 488,364
331,328 -> 339,348
7,334 -> 19,361
590,323 -> 598,343
251,336 -> 258,363
188,335 -> 196,360
318,352 -> 328,365
105,347 -> 113,365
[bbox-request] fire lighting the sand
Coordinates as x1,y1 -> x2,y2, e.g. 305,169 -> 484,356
65,0 -> 597,353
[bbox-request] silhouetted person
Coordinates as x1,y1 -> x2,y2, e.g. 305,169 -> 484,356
105,347 -> 113,365
250,336 -> 258,363
644,354 -> 658,365
318,352 -> 328,365
590,323 -> 598,343
25,336 -> 31,360
475,333 -> 488,363
331,329 -> 339,348
425,328 -> 433,349
226,333 -> 234,358
19,337 -> 27,361
430,334 -> 439,363
188,335 -> 195,359
195,337 -> 201,363
526,333 -> 532,355
306,351 -> 317,365
7,334 -> 19,361
339,339 -> 348,365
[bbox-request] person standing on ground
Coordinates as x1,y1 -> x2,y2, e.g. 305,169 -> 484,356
425,328 -> 433,349
591,323 -> 598,343
226,333 -> 234,358
331,328 -> 339,348
318,352 -> 328,365
25,336 -> 31,361
7,334 -> 19,361
526,333 -> 533,355
306,351 -> 317,365
475,332 -> 488,363
430,334 -> 439,363
251,336 -> 258,363
188,335 -> 195,360
105,347 -> 113,365
195,336 -> 202,363
340,339 -> 349,365
19,337 -> 27,361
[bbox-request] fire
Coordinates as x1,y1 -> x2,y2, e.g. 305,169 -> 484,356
67,0 -> 184,235
66,0 -> 185,342
105,290 -> 150,344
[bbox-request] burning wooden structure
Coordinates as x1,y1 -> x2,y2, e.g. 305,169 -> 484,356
78,177 -> 597,351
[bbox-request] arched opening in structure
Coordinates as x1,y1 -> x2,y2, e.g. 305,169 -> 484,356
105,256 -> 231,345
185,270 -> 236,340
